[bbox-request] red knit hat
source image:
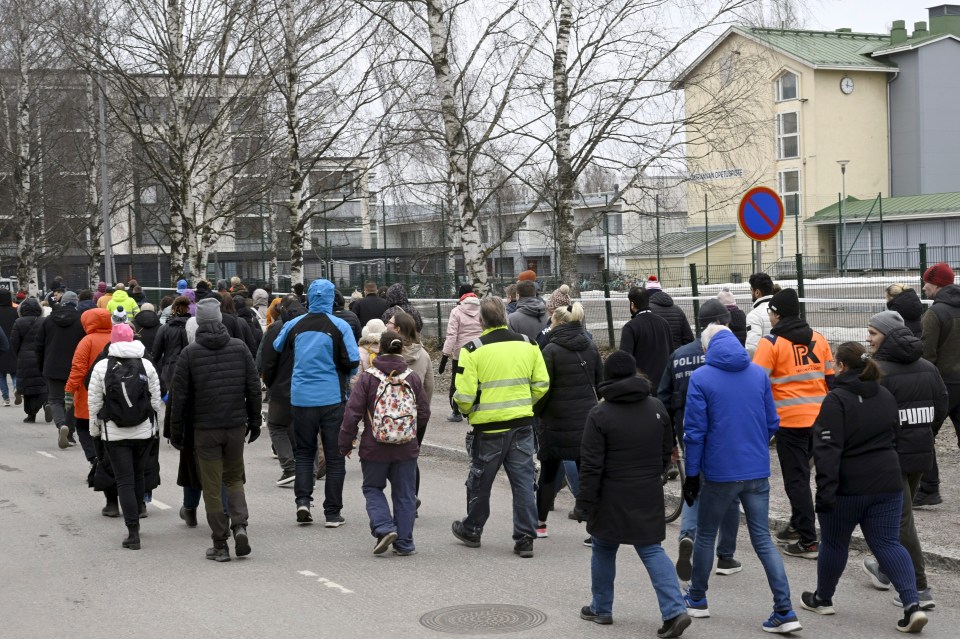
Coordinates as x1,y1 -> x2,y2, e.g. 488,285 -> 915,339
924,263 -> 955,288
645,274 -> 662,291
518,270 -> 537,282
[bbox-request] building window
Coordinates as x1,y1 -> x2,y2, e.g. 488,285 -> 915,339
778,169 -> 801,217
776,71 -> 798,101
776,112 -> 799,159
400,230 -> 422,249
603,213 -> 623,235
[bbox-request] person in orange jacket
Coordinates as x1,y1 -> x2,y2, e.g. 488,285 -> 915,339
65,309 -> 115,513
753,288 -> 834,560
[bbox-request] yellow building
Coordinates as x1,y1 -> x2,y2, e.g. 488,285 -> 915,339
674,26 -> 896,272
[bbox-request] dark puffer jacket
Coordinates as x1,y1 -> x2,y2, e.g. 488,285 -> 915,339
35,304 -> 86,380
11,299 -> 46,396
619,309 -> 672,384
727,305 -> 748,345
576,374 -> 673,546
887,289 -> 924,338
921,284 -> 960,380
236,303 -> 264,345
813,371 -> 902,512
152,315 -> 190,389
260,301 -> 306,425
873,327 -> 948,474
648,290 -> 694,351
169,322 -> 262,441
0,289 -> 18,375
132,309 -> 162,356
535,322 -> 602,460
381,284 -> 423,333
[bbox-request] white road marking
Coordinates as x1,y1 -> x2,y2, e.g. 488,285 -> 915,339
36,451 -> 56,459
297,571 -> 352,593
150,499 -> 171,510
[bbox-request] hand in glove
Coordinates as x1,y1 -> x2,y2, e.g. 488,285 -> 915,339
682,474 -> 701,507
815,498 -> 835,514
247,424 -> 261,444
438,355 -> 449,375
571,506 -> 590,523
169,437 -> 183,451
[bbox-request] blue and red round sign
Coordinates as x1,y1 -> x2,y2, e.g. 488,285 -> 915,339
738,187 -> 785,242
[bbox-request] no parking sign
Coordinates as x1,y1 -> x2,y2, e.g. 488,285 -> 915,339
738,187 -> 785,242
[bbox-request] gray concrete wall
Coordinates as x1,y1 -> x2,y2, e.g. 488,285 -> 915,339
888,51 -> 921,196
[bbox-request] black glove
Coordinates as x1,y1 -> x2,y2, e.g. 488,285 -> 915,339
169,437 -> 183,451
572,507 -> 590,523
247,424 -> 261,444
682,475 -> 701,507
438,355 -> 449,375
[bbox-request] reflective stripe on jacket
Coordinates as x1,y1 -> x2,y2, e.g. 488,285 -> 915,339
752,330 -> 834,428
454,326 -> 549,431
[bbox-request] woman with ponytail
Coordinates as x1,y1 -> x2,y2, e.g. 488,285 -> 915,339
338,331 -> 431,556
800,342 -> 928,633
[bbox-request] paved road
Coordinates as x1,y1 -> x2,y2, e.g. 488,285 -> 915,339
2,411 -> 958,638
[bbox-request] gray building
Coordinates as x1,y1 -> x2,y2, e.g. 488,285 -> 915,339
873,5 -> 960,196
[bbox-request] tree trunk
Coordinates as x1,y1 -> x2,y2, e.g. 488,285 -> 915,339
283,0 -> 305,287
13,39 -> 37,295
86,74 -> 102,288
553,0 -> 578,296
425,0 -> 489,295
165,0 -> 188,284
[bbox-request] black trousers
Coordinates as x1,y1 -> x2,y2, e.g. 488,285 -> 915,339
776,427 -> 816,545
536,458 -> 580,523
919,380 -> 960,495
106,438 -> 151,526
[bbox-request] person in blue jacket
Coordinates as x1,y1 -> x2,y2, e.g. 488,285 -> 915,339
273,279 -> 360,527
681,325 -> 801,634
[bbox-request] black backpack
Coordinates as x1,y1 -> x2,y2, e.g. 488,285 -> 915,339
100,357 -> 153,427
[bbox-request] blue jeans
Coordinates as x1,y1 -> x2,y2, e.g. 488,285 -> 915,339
591,537 -> 687,620
361,459 -> 417,553
0,373 -> 15,400
679,494 -> 740,559
817,492 -> 917,606
462,425 -> 538,541
292,404 -> 346,516
689,478 -> 793,612
561,460 -> 579,496
182,484 -> 229,513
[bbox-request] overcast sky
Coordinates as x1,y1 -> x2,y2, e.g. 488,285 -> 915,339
807,0 -> 943,34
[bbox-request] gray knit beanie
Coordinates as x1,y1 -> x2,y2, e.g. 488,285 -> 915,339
869,310 -> 905,336
196,297 -> 222,323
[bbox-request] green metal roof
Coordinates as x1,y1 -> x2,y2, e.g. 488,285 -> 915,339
621,228 -> 735,258
806,192 -> 960,226
736,27 -> 896,70
871,32 -> 960,56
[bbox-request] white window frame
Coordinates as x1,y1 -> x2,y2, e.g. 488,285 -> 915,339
778,169 -> 801,218
776,112 -> 800,160
775,71 -> 799,102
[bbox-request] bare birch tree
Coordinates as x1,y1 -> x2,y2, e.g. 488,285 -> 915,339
357,0 -> 548,294
517,0 -> 763,294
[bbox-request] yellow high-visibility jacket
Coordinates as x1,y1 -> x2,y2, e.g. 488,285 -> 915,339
454,326 -> 549,432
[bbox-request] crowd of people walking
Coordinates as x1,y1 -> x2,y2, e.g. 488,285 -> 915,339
3,262 -> 957,637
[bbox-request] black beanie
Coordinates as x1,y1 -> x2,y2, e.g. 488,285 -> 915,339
604,351 -> 637,381
698,299 -> 731,329
768,288 -> 800,318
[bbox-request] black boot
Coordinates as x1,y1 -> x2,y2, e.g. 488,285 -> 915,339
138,502 -> 148,518
102,497 -> 120,518
233,525 -> 251,557
206,541 -> 231,562
122,523 -> 140,550
179,506 -> 198,527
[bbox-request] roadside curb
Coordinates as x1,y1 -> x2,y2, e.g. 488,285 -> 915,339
421,442 -> 960,573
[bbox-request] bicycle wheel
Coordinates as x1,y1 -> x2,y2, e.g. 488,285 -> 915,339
663,459 -> 685,524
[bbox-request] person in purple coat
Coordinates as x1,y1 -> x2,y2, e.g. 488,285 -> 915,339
339,331 -> 431,556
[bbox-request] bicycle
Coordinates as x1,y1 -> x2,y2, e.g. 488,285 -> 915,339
663,441 -> 685,524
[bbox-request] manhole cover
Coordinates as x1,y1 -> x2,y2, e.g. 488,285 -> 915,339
420,604 -> 547,635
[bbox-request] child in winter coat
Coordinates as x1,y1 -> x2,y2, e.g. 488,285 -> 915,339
338,332 -> 431,556
352,319 -> 386,389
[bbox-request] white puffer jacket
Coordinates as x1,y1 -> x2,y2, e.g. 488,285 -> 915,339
88,340 -> 163,441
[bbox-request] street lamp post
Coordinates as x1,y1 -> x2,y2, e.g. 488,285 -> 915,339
837,160 -> 849,275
